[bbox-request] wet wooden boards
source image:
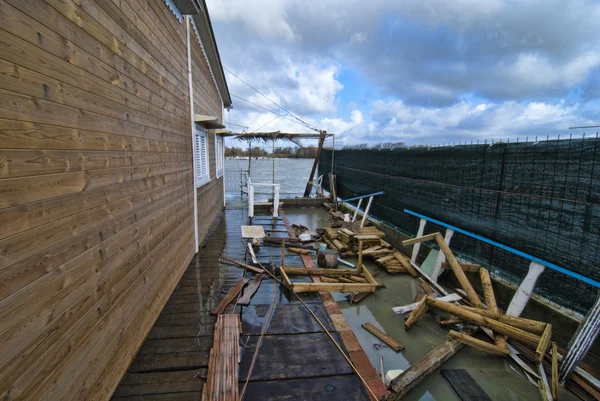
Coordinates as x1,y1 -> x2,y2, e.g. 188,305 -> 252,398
361,323 -> 405,352
202,314 -> 240,401
210,279 -> 249,315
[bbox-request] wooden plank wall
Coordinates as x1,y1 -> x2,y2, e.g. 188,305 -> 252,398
0,0 -> 225,400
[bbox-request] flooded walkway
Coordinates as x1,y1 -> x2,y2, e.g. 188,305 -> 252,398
111,205 -> 373,400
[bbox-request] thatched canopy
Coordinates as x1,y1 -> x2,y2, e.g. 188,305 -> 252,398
233,131 -> 329,146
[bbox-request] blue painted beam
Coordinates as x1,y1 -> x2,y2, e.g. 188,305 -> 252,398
404,208 -> 600,288
341,191 -> 385,203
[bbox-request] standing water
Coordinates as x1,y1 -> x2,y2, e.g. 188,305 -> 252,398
225,158 -> 315,201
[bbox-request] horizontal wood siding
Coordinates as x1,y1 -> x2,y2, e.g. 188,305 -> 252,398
0,0 -> 225,400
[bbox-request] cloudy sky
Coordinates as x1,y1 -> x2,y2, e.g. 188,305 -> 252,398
206,0 -> 600,146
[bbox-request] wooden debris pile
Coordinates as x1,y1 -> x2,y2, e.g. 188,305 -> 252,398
395,232 -> 560,401
202,314 -> 241,401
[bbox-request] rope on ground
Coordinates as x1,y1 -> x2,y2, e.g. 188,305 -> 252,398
221,255 -> 380,401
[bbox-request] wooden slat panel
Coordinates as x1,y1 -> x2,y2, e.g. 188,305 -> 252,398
0,0 -> 223,399
1,0 -> 188,117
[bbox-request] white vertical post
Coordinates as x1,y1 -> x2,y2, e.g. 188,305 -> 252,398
506,261 -> 546,317
272,184 -> 280,217
431,228 -> 454,281
411,219 -> 427,264
352,198 -> 363,222
248,183 -> 254,218
185,16 -> 199,253
360,196 -> 374,228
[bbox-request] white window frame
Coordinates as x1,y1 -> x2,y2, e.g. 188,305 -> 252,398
194,126 -> 210,187
215,135 -> 224,178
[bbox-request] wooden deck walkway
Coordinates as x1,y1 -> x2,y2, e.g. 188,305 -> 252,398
111,206 -> 371,401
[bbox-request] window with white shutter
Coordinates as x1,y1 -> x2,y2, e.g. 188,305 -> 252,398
194,127 -> 210,187
215,136 -> 224,178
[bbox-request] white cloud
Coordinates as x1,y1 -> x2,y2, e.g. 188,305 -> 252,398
350,32 -> 367,45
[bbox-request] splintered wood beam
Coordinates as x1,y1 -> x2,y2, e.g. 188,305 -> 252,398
448,330 -> 509,356
426,297 -> 541,347
441,262 -> 481,272
288,247 -> 310,255
388,328 -> 476,399
435,233 -> 482,308
480,268 -> 507,349
362,323 -> 405,352
210,278 -> 250,315
404,297 -> 428,331
347,292 -> 372,304
537,324 -> 553,363
402,233 -> 440,246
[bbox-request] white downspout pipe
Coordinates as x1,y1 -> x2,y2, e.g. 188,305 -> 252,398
186,16 -> 199,252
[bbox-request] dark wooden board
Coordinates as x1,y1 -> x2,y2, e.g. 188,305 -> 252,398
128,350 -> 210,372
240,374 -> 369,401
112,393 -> 200,401
113,370 -> 206,397
210,278 -> 250,315
441,369 -> 492,401
239,333 -> 352,381
241,304 -> 334,335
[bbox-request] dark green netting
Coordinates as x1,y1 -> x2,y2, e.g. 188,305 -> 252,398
320,139 -> 600,314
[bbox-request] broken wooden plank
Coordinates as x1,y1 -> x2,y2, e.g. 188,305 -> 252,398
320,276 -> 341,283
237,274 -> 265,306
402,233 -> 439,246
361,323 -> 405,352
210,279 -> 249,315
448,330 -> 509,356
435,233 -> 482,308
537,324 -> 553,363
392,293 -> 462,315
441,369 -> 492,401
404,297 -> 428,331
203,314 -> 240,401
460,305 -> 547,335
388,329 -> 475,399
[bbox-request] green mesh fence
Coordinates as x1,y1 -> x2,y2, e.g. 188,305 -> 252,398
320,138 -> 600,314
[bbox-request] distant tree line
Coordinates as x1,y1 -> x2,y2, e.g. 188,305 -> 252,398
225,146 -> 318,158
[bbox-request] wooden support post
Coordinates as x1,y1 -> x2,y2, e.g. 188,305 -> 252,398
281,240 -> 285,269
352,198 -> 363,222
303,130 -> 326,197
434,233 -> 482,308
459,306 -> 546,335
402,232 -> 439,247
431,228 -> 454,281
506,261 -> 546,317
480,268 -> 507,349
559,292 -> 600,385
411,218 -> 427,264
448,330 -> 509,356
